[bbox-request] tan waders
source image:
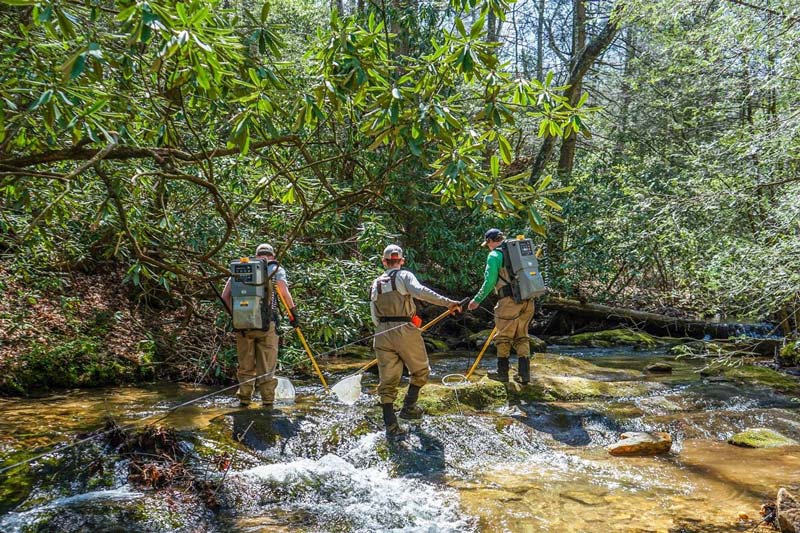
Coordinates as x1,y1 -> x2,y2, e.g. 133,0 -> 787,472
370,264 -> 458,441
235,324 -> 279,405
493,296 -> 535,383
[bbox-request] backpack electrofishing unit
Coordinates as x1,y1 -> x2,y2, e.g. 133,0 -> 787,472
499,237 -> 547,302
229,257 -> 275,330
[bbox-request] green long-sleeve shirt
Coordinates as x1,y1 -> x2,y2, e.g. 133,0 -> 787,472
473,249 -> 504,303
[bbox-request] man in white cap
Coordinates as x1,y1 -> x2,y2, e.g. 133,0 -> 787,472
370,244 -> 462,441
222,243 -> 298,407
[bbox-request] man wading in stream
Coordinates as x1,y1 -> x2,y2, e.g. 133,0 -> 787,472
370,245 -> 463,441
468,229 -> 536,383
222,243 -> 298,408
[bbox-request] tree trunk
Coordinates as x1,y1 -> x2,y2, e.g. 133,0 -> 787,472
536,0 -> 545,81
556,0 -> 586,176
529,1 -> 625,183
616,26 -> 636,151
487,10 -> 497,43
542,297 -> 781,346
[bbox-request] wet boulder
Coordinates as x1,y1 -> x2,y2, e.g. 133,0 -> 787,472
554,328 -> 660,349
727,428 -> 799,448
396,377 -> 507,415
777,488 -> 800,533
335,344 -> 373,359
607,431 -> 672,456
424,338 -> 450,353
703,365 -> 800,395
645,362 -> 673,374
468,330 -> 546,354
779,340 -> 800,367
208,409 -> 301,451
529,335 -> 547,353
507,353 -> 660,402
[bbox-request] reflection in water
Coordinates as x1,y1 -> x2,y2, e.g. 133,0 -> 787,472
0,350 -> 799,532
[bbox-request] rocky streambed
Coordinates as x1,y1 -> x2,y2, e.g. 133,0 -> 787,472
1,346 -> 799,532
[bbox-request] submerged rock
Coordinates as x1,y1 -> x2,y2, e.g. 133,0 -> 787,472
468,330 -> 546,353
645,362 -> 673,374
555,328 -> 660,349
607,432 -> 672,456
777,488 -> 800,533
702,365 -> 800,395
727,428 -> 799,448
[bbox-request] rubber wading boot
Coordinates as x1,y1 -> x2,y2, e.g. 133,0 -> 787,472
399,384 -> 424,420
517,357 -> 530,384
496,358 -> 510,383
382,403 -> 407,442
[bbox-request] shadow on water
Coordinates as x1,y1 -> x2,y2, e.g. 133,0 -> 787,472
389,424 -> 447,482
229,408 -> 302,454
511,402 -> 624,447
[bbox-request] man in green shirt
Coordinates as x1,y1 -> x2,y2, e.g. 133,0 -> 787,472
467,229 -> 535,383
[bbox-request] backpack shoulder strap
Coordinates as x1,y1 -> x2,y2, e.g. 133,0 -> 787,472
388,269 -> 400,292
375,269 -> 401,296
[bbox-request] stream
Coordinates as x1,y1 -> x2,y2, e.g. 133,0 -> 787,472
1,347 -> 799,532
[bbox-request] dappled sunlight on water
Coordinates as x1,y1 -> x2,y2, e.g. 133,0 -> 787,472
1,350 -> 799,531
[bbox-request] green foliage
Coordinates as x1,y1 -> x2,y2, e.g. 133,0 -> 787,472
0,335 -> 149,394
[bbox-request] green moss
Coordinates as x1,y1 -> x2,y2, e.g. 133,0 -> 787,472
534,375 -> 656,400
728,428 -> 799,448
0,462 -> 35,514
335,345 -> 373,359
0,330 -> 153,395
396,378 -> 507,415
780,340 -> 800,365
424,338 -> 450,352
704,364 -> 800,395
558,328 -> 660,349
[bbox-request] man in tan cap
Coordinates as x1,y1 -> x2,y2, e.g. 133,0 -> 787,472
370,244 -> 462,441
468,229 -> 535,383
222,243 -> 298,408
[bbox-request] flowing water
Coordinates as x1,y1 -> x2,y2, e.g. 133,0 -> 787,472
1,348 -> 799,532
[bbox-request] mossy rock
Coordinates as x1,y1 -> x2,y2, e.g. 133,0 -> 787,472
424,338 -> 450,353
533,375 -> 658,401
0,335 -> 148,395
727,428 -> 799,448
395,377 -> 507,415
529,335 -> 547,353
557,328 -> 660,349
702,364 -> 800,395
779,339 -> 800,366
335,344 -> 373,359
532,353 -> 641,380
645,362 -> 673,373
468,330 -> 546,353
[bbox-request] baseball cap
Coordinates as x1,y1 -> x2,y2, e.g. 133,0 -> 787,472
255,243 -> 275,256
480,228 -> 504,247
382,244 -> 404,259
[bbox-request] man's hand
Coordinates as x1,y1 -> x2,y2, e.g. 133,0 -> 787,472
451,297 -> 471,314
468,299 -> 479,311
289,307 -> 299,328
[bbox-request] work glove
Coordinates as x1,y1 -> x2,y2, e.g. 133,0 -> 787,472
289,307 -> 299,328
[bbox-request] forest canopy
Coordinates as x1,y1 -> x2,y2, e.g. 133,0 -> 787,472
1,0 -> 798,342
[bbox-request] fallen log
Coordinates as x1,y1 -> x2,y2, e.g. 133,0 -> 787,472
540,297 -> 782,354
